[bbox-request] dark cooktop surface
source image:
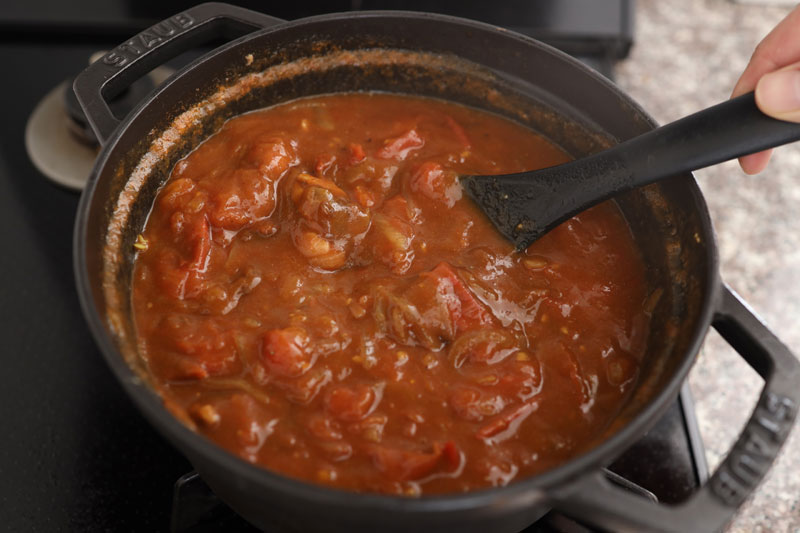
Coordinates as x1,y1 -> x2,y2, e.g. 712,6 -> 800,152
1,42 -> 194,532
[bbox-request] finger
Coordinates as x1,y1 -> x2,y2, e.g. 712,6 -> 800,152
733,5 -> 800,173
739,150 -> 773,175
732,5 -> 800,97
755,61 -> 800,121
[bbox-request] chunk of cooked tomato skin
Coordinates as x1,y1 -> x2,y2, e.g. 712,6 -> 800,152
348,143 -> 366,165
289,171 -> 371,270
194,394 -> 277,461
315,152 -> 337,176
148,315 -> 239,381
153,215 -> 213,300
186,216 -> 212,273
206,168 -> 278,231
409,162 -> 462,208
376,129 -> 424,160
306,413 -> 344,441
261,327 -> 315,378
363,196 -> 415,275
370,441 -> 461,481
476,401 -> 538,441
292,230 -> 347,271
342,157 -> 398,207
368,262 -> 494,351
154,249 -> 190,300
324,384 -> 379,422
162,138 -> 294,236
448,329 -> 517,369
245,138 -> 295,178
291,173 -> 369,237
160,177 -> 196,211
423,263 -> 492,332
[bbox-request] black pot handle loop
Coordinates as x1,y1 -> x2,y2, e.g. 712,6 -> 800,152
555,284 -> 800,532
72,2 -> 285,146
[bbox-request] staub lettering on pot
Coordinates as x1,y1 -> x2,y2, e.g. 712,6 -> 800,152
710,392 -> 796,506
102,13 -> 195,68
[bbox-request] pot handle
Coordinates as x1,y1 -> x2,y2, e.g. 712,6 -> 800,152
72,2 -> 285,146
553,284 -> 799,532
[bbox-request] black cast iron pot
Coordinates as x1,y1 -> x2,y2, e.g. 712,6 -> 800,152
72,4 -> 800,532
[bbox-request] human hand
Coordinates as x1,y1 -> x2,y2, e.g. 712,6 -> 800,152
733,5 -> 800,174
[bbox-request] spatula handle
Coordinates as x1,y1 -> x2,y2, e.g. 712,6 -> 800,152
501,92 -> 800,249
461,92 -> 800,250
619,91 -> 800,183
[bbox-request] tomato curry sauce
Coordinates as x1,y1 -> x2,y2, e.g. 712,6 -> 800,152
131,93 -> 651,495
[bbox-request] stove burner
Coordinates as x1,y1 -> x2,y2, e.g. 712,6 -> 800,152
25,80 -> 99,190
24,53 -> 173,190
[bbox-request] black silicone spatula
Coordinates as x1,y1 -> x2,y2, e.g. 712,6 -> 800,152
460,92 -> 800,250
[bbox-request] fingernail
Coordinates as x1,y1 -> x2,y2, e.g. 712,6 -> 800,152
756,69 -> 800,116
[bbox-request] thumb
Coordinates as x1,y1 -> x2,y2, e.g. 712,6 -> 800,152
755,63 -> 800,122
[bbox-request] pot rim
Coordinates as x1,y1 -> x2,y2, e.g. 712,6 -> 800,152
73,8 -> 720,512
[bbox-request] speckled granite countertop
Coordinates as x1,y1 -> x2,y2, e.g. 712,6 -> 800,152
616,1 -> 800,531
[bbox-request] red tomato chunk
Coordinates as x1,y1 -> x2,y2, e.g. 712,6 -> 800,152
262,327 -> 314,378
132,94 -> 651,495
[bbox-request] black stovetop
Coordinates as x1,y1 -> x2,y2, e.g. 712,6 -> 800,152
1,2 -> 708,531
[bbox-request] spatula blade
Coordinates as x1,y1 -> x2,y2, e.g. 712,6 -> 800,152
460,172 -> 554,251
